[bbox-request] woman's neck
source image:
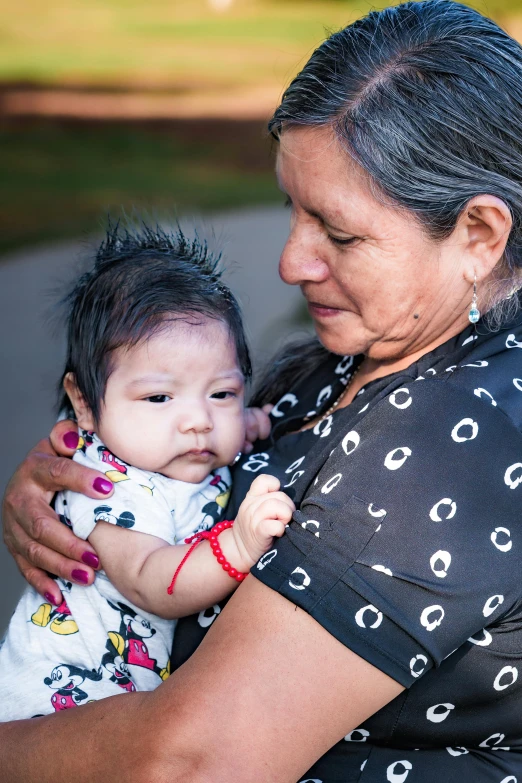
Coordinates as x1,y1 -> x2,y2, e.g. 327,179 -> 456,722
340,316 -> 470,407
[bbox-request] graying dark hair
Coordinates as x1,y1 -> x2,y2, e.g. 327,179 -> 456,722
269,0 -> 522,325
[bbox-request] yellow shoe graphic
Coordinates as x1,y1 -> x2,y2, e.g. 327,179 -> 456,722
31,603 -> 52,627
160,661 -> 171,681
105,470 -> 130,484
216,489 -> 230,509
49,617 -> 79,635
108,631 -> 124,656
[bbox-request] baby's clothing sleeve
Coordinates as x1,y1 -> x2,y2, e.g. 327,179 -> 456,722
54,433 -> 233,546
55,438 -> 175,544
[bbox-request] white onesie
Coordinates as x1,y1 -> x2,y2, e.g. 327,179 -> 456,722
0,431 -> 231,721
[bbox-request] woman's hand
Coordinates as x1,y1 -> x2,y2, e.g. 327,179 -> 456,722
2,420 -> 115,604
243,404 -> 273,453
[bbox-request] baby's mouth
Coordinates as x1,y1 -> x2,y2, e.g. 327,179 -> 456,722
182,449 -> 214,461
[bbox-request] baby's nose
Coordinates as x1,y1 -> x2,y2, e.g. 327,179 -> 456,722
178,404 -> 213,433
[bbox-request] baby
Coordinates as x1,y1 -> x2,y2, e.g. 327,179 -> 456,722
0,222 -> 293,720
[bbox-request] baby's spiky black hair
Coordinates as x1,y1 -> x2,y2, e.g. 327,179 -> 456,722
59,220 -> 251,422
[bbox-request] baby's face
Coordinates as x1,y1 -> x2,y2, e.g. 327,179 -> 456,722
94,318 -> 246,483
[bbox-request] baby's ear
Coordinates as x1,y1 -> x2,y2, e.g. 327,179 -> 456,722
63,373 -> 95,431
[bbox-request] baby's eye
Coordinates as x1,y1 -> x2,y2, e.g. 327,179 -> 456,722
211,390 -> 236,400
144,395 -> 171,403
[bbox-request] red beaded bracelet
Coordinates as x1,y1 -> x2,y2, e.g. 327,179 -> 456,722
167,520 -> 249,595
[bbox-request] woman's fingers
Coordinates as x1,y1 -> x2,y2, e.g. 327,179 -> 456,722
10,551 -> 64,605
25,443 -> 113,498
50,419 -> 80,456
2,434 -> 105,596
5,513 -> 97,593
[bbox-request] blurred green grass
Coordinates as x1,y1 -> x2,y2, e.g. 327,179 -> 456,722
0,121 -> 280,254
2,0 -> 522,255
2,0 -> 520,88
0,0 -> 383,88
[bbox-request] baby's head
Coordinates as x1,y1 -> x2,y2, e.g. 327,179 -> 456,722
60,222 -> 251,483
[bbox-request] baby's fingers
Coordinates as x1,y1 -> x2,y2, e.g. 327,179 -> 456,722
260,518 -> 287,539
243,407 -> 272,452
255,497 -> 294,525
247,474 -> 280,497
252,489 -> 295,515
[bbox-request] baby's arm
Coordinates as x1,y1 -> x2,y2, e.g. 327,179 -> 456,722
88,475 -> 294,619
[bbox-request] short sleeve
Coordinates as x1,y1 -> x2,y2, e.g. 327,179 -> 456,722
55,450 -> 175,544
252,379 -> 522,687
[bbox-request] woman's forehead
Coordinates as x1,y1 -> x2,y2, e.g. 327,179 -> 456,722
276,126 -> 380,218
277,127 -> 365,190
277,125 -> 341,177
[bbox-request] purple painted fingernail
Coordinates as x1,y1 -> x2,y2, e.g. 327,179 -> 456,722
93,477 -> 112,495
63,431 -> 79,450
81,551 -> 99,569
44,592 -> 57,605
71,569 -> 89,584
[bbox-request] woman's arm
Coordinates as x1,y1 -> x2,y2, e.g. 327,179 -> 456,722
2,420 -> 114,602
88,475 -> 293,618
0,577 -> 403,783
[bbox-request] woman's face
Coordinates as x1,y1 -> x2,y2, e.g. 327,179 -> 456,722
277,126 -> 472,361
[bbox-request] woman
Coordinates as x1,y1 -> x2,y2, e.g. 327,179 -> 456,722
3,1 -> 522,780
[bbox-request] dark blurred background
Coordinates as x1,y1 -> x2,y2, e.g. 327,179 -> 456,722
1,0 -> 519,633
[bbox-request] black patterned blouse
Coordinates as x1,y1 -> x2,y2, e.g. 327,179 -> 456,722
172,311 -> 522,783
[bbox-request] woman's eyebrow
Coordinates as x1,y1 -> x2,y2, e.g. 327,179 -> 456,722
277,175 -> 354,231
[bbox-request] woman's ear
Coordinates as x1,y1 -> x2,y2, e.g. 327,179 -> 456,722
460,195 -> 513,283
63,373 -> 95,431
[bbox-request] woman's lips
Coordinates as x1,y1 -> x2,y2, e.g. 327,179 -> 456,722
307,302 -> 345,318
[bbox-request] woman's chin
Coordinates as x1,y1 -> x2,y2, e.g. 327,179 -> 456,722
313,320 -> 369,357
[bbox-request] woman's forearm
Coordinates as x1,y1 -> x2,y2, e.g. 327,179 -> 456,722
0,691 -> 177,783
0,576 -> 403,783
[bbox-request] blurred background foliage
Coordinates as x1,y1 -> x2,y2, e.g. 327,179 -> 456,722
1,0 -> 521,254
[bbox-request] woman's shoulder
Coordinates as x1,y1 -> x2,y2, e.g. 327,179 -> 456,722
427,325 -> 522,434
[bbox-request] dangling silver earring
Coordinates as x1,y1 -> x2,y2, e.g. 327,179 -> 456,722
469,274 -> 480,324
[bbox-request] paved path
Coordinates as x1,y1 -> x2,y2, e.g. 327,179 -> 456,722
0,205 -> 308,633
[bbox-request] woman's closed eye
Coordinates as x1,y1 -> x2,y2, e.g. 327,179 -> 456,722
285,194 -> 358,247
327,233 -> 359,247
144,394 -> 171,403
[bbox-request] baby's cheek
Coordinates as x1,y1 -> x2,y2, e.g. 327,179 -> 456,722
224,412 -> 246,457
99,408 -> 168,471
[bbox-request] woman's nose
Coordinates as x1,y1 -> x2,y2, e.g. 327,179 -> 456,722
278,225 -> 330,286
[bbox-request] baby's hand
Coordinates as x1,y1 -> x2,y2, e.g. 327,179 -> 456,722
243,405 -> 273,454
232,474 -> 295,571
